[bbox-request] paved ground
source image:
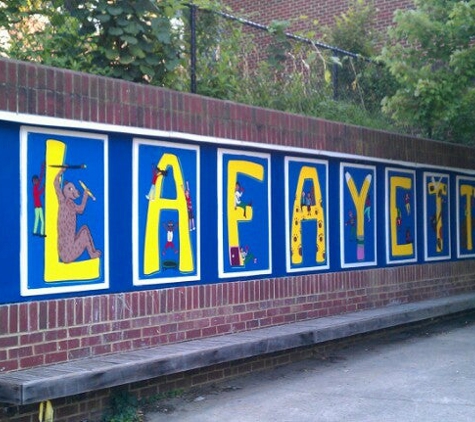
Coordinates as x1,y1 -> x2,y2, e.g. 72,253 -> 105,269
145,311 -> 475,422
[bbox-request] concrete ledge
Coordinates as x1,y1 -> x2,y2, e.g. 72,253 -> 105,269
1,293 -> 475,405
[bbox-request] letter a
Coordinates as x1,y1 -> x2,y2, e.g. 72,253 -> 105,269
143,153 -> 193,274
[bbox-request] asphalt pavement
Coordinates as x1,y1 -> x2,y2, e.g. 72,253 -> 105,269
145,312 -> 475,422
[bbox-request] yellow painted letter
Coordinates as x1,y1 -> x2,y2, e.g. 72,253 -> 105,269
143,153 -> 193,274
427,179 -> 447,252
44,139 -> 100,282
290,166 -> 325,265
390,176 -> 413,256
460,184 -> 475,251
345,171 -> 372,239
345,171 -> 372,260
227,160 -> 264,266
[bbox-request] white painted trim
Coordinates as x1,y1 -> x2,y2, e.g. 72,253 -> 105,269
284,156 -> 330,273
340,162 -> 378,269
384,168 -> 418,265
423,172 -> 451,262
217,148 -> 272,279
132,138 -> 201,286
20,126 -> 109,296
456,175 -> 475,259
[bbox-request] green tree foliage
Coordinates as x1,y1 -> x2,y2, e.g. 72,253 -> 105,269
74,0 -> 185,84
380,0 -> 475,144
0,0 -> 92,70
328,0 -> 377,55
0,0 -> 399,134
182,7 -> 250,98
324,0 -> 397,113
0,0 -> 220,85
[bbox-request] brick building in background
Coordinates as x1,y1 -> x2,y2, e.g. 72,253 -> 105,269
222,0 -> 414,39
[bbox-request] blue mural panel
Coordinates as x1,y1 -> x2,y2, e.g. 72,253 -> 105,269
217,149 -> 271,278
423,172 -> 451,261
385,168 -> 417,264
20,127 -> 109,296
285,157 -> 329,272
340,163 -> 377,268
133,139 -> 200,285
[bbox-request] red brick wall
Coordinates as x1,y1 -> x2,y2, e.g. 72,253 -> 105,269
1,57 -> 475,421
0,55 -> 475,372
2,263 -> 474,374
222,0 -> 414,35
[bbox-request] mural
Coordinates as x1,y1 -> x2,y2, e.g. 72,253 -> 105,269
217,149 -> 271,278
133,139 -> 200,285
340,163 -> 377,268
20,127 -> 108,296
6,121 -> 475,302
457,175 -> 475,259
385,168 -> 417,264
424,172 -> 450,261
285,157 -> 329,272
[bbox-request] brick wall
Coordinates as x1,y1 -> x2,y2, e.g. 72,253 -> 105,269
1,57 -> 475,421
2,263 -> 474,374
222,0 -> 414,35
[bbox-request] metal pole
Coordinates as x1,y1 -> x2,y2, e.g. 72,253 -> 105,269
332,50 -> 339,100
189,4 -> 197,94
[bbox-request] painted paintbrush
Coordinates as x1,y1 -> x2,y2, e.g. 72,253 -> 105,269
79,180 -> 96,201
49,164 -> 87,169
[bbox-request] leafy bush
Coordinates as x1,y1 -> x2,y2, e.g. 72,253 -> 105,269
0,0 -> 406,137
380,0 -> 475,144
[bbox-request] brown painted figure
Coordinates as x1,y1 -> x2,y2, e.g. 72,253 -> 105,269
54,167 -> 101,263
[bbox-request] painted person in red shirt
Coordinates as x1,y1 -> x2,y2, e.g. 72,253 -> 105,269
146,165 -> 167,201
32,162 -> 46,237
183,181 -> 195,231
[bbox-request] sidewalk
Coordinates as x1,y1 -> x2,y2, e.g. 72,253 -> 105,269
145,311 -> 475,422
